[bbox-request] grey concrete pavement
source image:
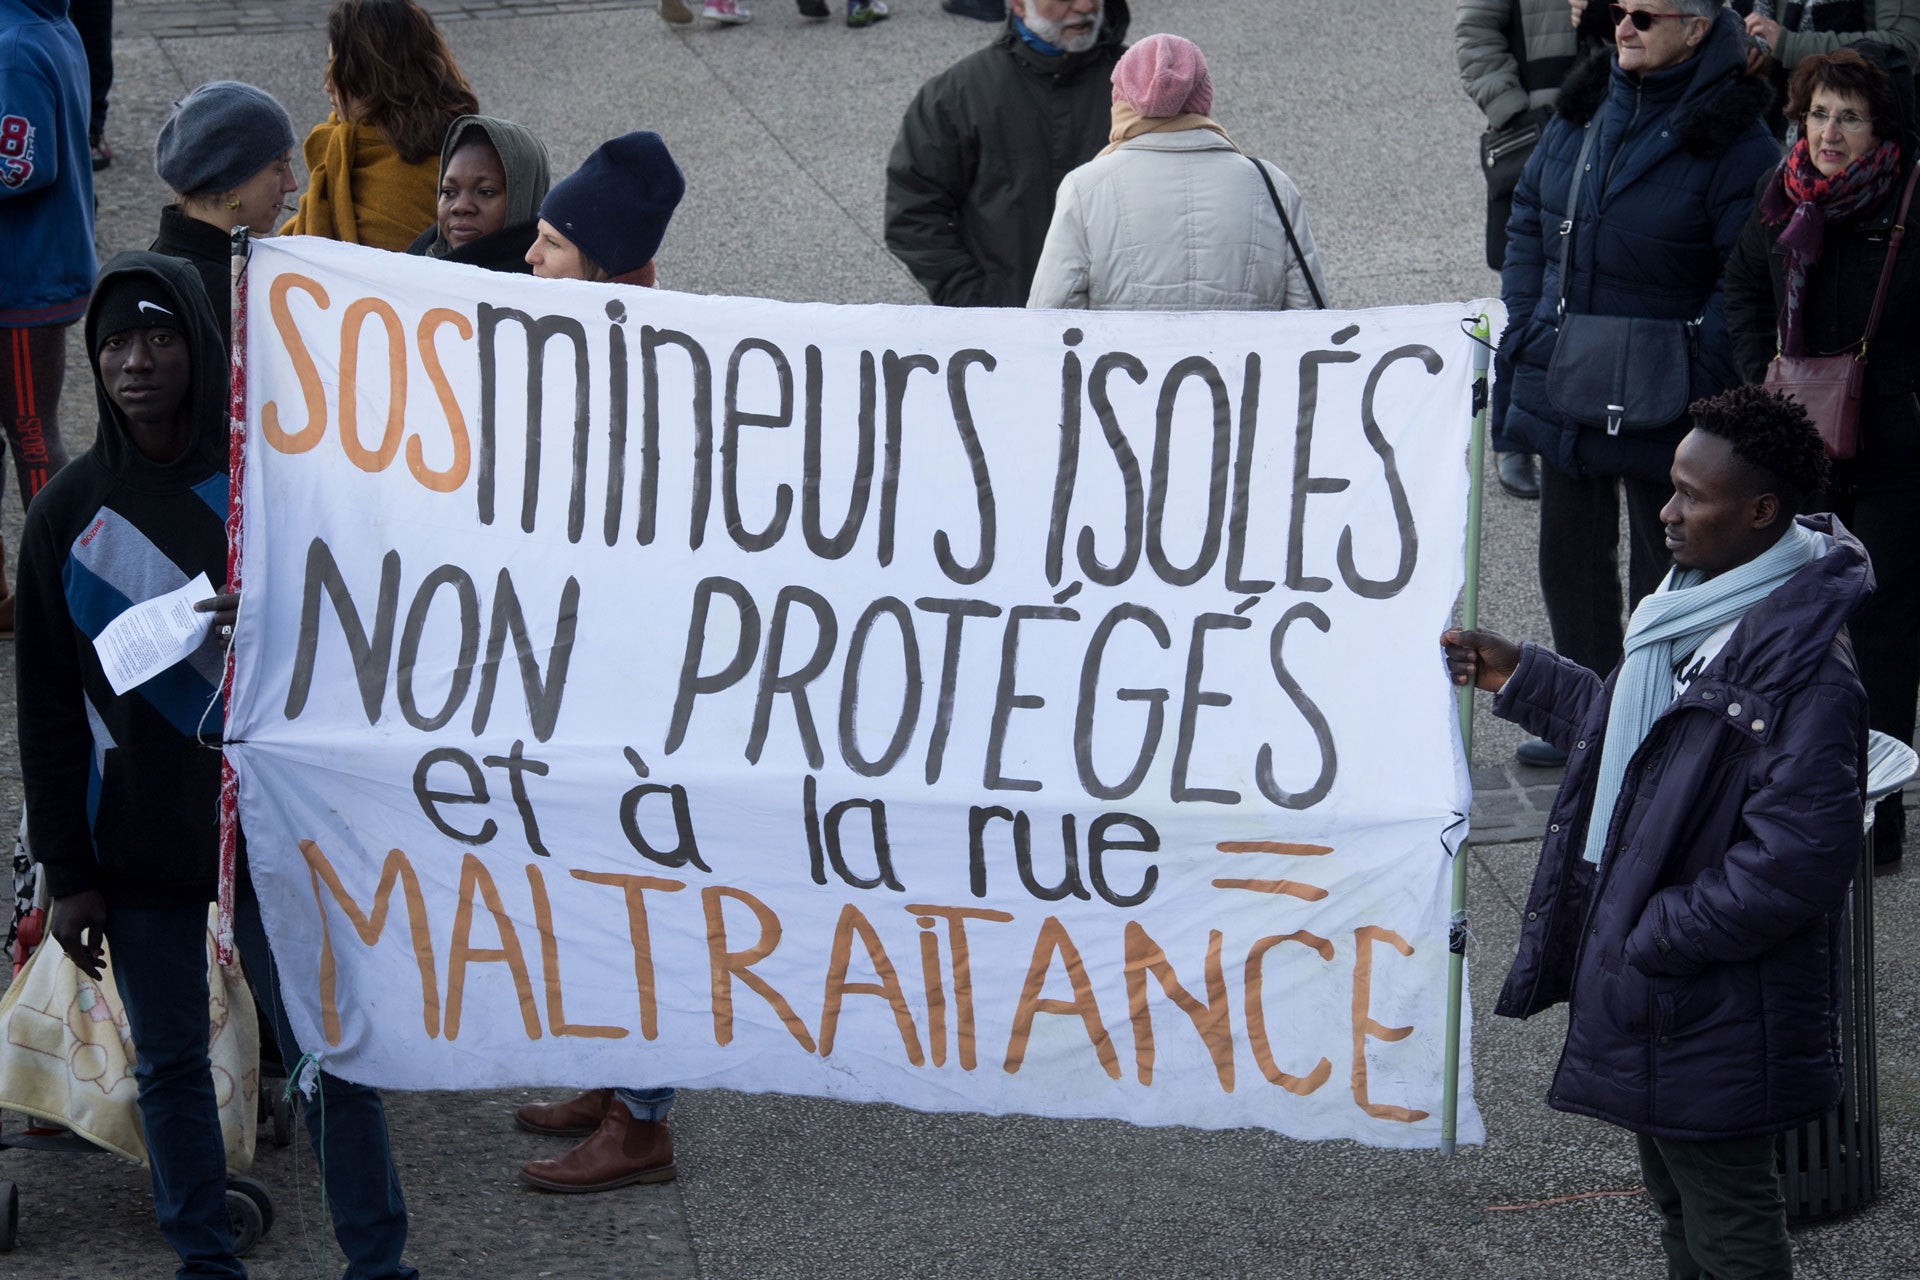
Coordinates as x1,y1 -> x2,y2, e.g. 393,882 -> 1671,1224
1,0 -> 1915,1276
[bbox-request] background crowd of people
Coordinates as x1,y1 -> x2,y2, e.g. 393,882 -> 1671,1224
0,0 -> 1915,1274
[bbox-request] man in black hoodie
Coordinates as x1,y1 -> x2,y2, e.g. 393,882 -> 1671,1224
21,251 -> 418,1280
885,0 -> 1128,307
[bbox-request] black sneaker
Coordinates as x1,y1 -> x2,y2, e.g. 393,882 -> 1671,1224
796,0 -> 828,15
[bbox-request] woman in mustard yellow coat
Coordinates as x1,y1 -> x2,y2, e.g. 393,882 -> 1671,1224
282,0 -> 479,251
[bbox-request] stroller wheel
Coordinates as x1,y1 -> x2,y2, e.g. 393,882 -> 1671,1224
0,1180 -> 18,1251
228,1175 -> 275,1237
226,1186 -> 265,1256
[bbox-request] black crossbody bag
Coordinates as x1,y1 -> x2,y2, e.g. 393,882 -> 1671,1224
1544,122 -> 1698,436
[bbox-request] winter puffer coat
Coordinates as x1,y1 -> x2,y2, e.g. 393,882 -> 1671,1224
1493,10 -> 1781,483
1492,514 -> 1871,1140
1024,130 -> 1328,312
884,1 -> 1129,308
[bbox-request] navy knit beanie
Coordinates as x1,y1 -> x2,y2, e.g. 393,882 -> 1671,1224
155,82 -> 296,198
539,132 -> 686,278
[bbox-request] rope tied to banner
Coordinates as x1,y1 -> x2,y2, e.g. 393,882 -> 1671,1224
283,1050 -> 330,1279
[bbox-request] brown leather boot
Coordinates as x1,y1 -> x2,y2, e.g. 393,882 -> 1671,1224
513,1087 -> 614,1137
519,1104 -> 677,1193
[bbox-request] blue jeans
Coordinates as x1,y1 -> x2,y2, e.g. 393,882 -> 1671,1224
106,895 -> 418,1280
106,898 -> 247,1280
234,890 -> 418,1280
614,1086 -> 675,1121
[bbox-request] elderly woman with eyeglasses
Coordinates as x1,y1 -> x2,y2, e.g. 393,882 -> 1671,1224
1724,45 -> 1920,873
1491,0 -> 1778,770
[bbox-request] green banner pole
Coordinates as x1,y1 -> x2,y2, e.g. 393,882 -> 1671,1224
1441,314 -> 1492,1158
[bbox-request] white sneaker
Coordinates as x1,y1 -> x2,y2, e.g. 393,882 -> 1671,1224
659,0 -> 694,21
703,0 -> 751,21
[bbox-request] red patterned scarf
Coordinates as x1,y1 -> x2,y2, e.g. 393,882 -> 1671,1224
1758,138 -> 1903,356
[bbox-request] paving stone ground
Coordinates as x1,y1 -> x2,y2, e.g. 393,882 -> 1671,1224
122,0 -> 641,39
1,3 -> 1916,1277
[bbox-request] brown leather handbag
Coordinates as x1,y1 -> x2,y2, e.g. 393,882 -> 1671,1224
1765,162 -> 1920,460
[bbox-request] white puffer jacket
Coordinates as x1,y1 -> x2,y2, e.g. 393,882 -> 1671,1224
1026,130 -> 1328,312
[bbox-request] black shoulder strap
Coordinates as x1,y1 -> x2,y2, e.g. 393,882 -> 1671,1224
1249,154 -> 1327,310
1558,121 -> 1600,319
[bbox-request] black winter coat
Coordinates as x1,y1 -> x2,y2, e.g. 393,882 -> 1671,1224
151,205 -> 237,351
884,1 -> 1129,307
1493,11 -> 1780,483
1723,166 -> 1920,492
405,219 -> 540,275
1492,515 -> 1871,1140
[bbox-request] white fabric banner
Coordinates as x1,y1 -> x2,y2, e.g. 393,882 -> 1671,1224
228,237 -> 1486,1148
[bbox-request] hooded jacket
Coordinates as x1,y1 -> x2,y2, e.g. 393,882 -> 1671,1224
17,252 -> 231,902
0,0 -> 94,326
1493,11 -> 1781,482
405,114 -> 551,273
885,0 -> 1129,308
1723,45 -> 1920,492
1492,514 -> 1871,1140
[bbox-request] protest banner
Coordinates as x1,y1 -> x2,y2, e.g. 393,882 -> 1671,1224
226,236 -> 1487,1149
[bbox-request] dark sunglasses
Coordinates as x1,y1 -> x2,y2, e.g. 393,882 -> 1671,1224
1608,4 -> 1695,29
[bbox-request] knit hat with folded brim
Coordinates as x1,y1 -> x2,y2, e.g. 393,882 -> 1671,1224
1111,33 -> 1214,118
539,131 -> 686,278
154,81 -> 295,197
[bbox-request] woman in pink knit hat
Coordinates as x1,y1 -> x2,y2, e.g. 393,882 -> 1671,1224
1027,32 -> 1329,311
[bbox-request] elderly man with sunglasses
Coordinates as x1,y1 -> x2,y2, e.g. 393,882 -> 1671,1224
1491,0 -> 1780,769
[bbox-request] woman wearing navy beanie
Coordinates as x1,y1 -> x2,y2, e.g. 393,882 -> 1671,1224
524,130 -> 686,287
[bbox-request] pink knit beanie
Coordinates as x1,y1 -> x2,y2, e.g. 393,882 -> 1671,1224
1111,34 -> 1214,118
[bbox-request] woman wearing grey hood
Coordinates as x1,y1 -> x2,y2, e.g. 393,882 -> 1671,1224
406,114 -> 551,272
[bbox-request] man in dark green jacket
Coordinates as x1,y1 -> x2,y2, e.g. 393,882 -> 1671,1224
885,0 -> 1128,307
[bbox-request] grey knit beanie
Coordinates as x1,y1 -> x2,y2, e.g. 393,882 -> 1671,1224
154,82 -> 296,197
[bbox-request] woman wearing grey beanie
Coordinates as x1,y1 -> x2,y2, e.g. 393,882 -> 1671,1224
149,80 -> 298,350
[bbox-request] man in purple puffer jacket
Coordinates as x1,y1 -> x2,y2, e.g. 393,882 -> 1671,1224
1442,386 -> 1870,1279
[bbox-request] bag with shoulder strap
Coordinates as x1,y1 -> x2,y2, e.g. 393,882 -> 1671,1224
1545,122 -> 1698,437
1481,110 -> 1546,271
1248,154 -> 1326,310
1763,161 -> 1920,460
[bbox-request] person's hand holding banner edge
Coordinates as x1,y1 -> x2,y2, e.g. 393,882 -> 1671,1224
1440,629 -> 1522,693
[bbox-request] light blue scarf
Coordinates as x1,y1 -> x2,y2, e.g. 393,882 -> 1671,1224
1580,521 -> 1825,864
